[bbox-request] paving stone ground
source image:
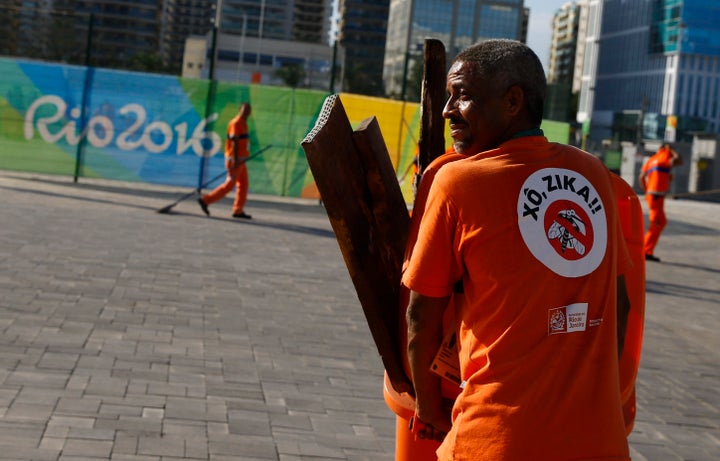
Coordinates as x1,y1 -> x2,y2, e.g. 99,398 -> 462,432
0,171 -> 718,460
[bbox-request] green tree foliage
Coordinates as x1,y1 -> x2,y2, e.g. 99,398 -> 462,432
275,64 -> 306,88
403,58 -> 424,102
343,63 -> 384,97
127,53 -> 170,73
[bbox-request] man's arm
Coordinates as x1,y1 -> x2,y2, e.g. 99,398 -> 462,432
669,146 -> 683,166
226,118 -> 243,167
231,130 -> 239,166
233,138 -> 239,166
638,171 -> 647,191
406,290 -> 452,440
225,131 -> 237,168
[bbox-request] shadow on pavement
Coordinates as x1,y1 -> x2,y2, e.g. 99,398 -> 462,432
0,182 -> 335,240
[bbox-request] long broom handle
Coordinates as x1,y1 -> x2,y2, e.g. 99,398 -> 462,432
159,144 -> 273,210
198,144 -> 273,191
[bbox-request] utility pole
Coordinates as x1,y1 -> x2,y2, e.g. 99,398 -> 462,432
236,13 -> 247,82
329,40 -> 338,93
256,0 -> 265,68
400,0 -> 416,102
199,0 -> 222,189
636,95 -> 648,157
73,13 -> 94,183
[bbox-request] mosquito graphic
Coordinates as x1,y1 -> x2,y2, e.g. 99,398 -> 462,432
547,209 -> 587,255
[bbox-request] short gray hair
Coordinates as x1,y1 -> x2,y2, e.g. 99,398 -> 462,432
455,39 -> 546,125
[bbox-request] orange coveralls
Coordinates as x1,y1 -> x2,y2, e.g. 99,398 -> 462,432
641,146 -> 674,256
201,114 -> 250,215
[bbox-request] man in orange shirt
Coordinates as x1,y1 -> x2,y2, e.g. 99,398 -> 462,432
198,103 -> 253,219
639,143 -> 683,261
403,39 -> 632,460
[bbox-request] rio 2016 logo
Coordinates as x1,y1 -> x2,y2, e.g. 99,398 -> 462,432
24,95 -> 222,157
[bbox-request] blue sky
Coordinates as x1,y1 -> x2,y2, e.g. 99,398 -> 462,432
525,0 -> 571,71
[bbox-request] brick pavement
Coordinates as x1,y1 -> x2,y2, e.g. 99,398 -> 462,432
628,197 -> 720,461
0,172 -> 717,460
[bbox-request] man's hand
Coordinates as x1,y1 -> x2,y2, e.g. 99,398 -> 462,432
669,146 -> 683,166
413,403 -> 452,441
406,290 -> 452,442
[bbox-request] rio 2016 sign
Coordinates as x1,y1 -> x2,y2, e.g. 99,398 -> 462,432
24,95 -> 223,157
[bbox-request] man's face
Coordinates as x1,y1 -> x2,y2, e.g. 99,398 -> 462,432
443,60 -> 511,155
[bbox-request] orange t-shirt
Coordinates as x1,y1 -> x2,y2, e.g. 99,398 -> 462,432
224,115 -> 249,159
642,146 -> 673,194
611,174 -> 645,435
400,150 -> 467,395
402,136 -> 631,461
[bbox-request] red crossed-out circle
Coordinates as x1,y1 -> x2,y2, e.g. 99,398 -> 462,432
543,200 -> 594,261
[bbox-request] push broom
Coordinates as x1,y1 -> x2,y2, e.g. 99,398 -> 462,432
156,144 -> 272,214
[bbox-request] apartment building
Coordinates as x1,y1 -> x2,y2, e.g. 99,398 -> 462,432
383,0 -> 527,99
545,1 -> 585,122
577,0 -> 720,143
548,1 -> 581,86
337,0 -> 390,96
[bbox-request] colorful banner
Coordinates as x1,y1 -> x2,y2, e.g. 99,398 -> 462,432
0,58 -> 330,198
0,57 -> 569,202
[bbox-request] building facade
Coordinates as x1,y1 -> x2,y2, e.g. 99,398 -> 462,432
337,0 -> 390,96
571,0 -> 589,94
162,0 -> 215,72
0,0 -> 168,69
183,32 -> 334,89
2,0 -> 333,76
383,0 -> 527,100
545,1 -> 583,122
219,0 -> 332,44
577,0 -> 720,144
293,0 -> 333,43
189,0 -> 335,85
548,2 -> 581,86
1,0 -> 80,64
75,0 -> 166,69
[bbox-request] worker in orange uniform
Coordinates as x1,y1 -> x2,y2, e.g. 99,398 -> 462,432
403,39 -> 632,460
639,143 -> 683,262
197,103 -> 253,219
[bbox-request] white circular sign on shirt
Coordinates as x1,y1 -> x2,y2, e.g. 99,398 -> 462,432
517,168 -> 608,278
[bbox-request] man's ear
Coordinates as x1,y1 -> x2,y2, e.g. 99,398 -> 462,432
504,85 -> 524,117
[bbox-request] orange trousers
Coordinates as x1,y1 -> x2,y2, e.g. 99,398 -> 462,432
643,194 -> 666,256
201,163 -> 248,214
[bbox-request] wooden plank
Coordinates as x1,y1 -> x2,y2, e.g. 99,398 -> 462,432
353,116 -> 410,280
417,38 -> 447,177
302,95 -> 413,394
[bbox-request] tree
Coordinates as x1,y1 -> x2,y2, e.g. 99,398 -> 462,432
275,63 -> 306,88
127,52 -> 168,73
343,63 -> 384,97
402,57 -> 423,102
387,55 -> 423,101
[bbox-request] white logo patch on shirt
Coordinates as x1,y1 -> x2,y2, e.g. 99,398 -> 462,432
548,303 -> 588,335
518,168 -> 608,277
